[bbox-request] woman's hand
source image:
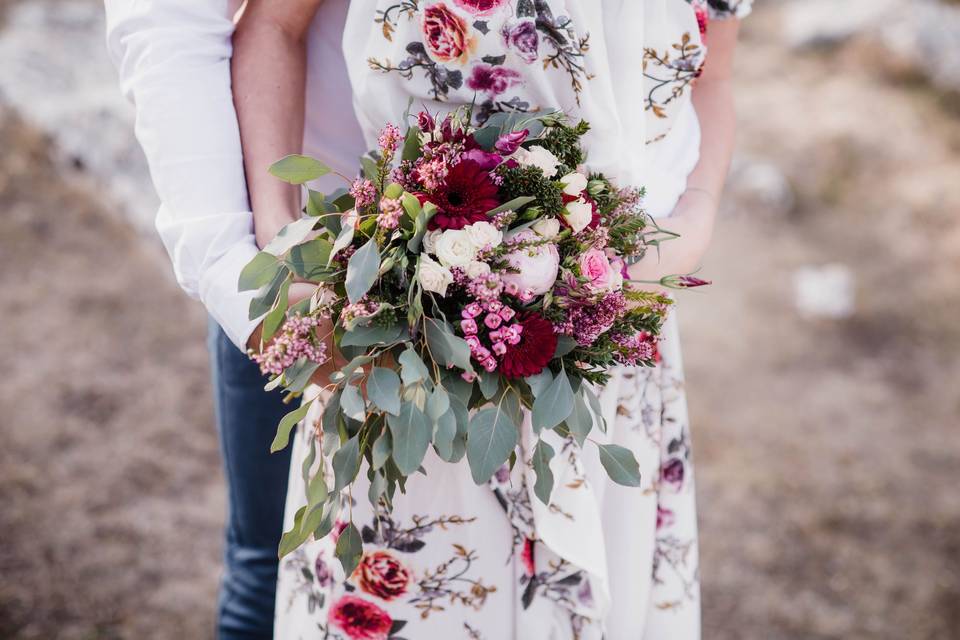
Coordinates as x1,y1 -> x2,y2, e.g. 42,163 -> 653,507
627,188 -> 718,291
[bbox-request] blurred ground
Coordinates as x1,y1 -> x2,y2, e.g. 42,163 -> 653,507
1,2 -> 959,639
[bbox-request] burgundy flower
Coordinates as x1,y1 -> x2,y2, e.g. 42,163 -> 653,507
494,129 -> 529,154
328,595 -> 393,640
426,159 -> 500,230
421,3 -> 475,64
355,551 -> 412,601
454,0 -> 510,16
467,64 -> 522,96
661,458 -> 685,490
501,19 -> 539,64
417,110 -> 436,133
498,312 -> 558,378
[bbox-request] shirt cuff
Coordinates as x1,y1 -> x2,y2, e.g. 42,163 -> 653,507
198,238 -> 263,351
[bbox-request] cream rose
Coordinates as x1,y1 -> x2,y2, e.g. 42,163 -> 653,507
464,260 -> 492,279
463,221 -> 503,250
434,229 -> 478,267
417,254 -> 454,297
559,172 -> 588,196
563,198 -> 593,234
514,145 -> 561,178
422,229 -> 442,254
531,217 -> 561,239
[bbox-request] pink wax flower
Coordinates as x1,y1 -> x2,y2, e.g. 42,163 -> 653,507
465,335 -> 482,350
462,371 -> 477,382
578,248 -> 623,294
377,123 -> 402,157
461,318 -> 479,335
484,312 -> 502,329
482,357 -> 498,372
501,230 -> 560,297
498,306 -> 516,322
491,341 -> 507,356
463,302 -> 483,318
485,300 -> 503,313
350,178 -> 377,209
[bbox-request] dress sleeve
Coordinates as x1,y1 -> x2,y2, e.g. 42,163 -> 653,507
104,0 -> 263,350
706,0 -> 753,20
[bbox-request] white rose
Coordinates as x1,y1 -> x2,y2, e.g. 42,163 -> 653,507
434,229 -> 478,267
463,221 -> 503,250
464,260 -> 492,279
422,229 -> 442,255
559,172 -> 588,196
531,217 -> 561,239
563,198 -> 593,234
417,254 -> 453,297
514,145 -> 561,178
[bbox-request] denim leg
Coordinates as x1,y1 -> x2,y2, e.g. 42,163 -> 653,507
208,319 -> 293,639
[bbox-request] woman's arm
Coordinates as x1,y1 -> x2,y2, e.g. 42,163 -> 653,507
629,19 -> 740,284
232,0 -> 324,249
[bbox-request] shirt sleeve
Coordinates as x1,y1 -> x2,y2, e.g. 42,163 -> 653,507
105,0 -> 262,350
706,0 -> 753,20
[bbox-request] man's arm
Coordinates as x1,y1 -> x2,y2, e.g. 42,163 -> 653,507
232,0 -> 325,249
105,0 -> 260,349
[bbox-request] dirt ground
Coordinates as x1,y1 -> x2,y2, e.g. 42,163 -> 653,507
1,4 -> 959,639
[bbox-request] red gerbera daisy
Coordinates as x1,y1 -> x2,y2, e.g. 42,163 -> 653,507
499,312 -> 558,379
427,159 -> 500,230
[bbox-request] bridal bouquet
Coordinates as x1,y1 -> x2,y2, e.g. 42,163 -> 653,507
239,108 -> 684,568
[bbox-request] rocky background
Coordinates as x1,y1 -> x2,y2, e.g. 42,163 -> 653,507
1,1 -> 959,638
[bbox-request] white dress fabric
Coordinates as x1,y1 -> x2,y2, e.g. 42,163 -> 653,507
276,1 -> 750,638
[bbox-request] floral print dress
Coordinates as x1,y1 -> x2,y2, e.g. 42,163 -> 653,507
276,1 -> 751,638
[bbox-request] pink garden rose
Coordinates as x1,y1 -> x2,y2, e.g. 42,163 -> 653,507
421,3 -> 476,64
501,230 -> 560,296
328,595 -> 393,640
454,0 -> 510,15
578,248 -> 623,293
354,551 -> 412,601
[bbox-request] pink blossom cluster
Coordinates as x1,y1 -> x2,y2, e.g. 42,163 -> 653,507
350,178 -> 377,209
251,314 -> 329,377
613,331 -> 658,366
556,292 -> 628,346
342,298 -> 381,326
467,271 -> 505,302
460,300 -> 522,375
377,197 -> 403,230
377,123 -> 402,158
416,156 -> 450,191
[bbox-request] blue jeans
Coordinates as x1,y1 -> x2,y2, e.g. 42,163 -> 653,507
207,320 -> 293,639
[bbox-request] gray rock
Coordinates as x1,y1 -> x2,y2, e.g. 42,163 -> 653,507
783,0 -> 897,50
0,0 -> 157,231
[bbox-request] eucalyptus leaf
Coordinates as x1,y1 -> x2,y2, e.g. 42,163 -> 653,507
424,318 -> 474,373
248,265 -> 290,321
565,392 -> 594,446
269,154 -> 331,184
334,522 -> 364,576
402,126 -> 422,162
531,370 -> 574,433
525,370 -> 553,397
531,439 -> 555,505
582,385 -> 607,432
305,471 -> 328,511
477,370 -> 498,400
426,386 -> 450,422
341,323 -> 404,348
387,401 -> 431,475
261,275 -> 291,343
486,195 -> 535,216
466,405 -> 518,485
329,222 -> 355,266
278,506 -> 308,558
345,238 -> 381,303
340,384 -> 366,421
368,367 -> 402,416
398,346 -> 430,386
271,400 -> 313,453
286,239 -> 334,279
597,443 -> 643,487
263,217 -> 319,256
553,335 -> 578,358
285,358 -> 320,392
332,435 -> 361,491
433,408 -> 457,461
238,252 -> 282,291
371,428 -> 393,470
